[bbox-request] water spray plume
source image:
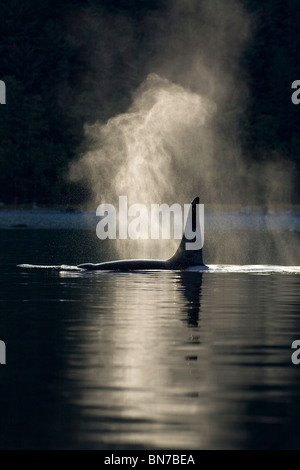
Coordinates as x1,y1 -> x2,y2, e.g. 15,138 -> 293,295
70,73 -> 216,206
69,0 -> 298,264
70,73 -> 216,258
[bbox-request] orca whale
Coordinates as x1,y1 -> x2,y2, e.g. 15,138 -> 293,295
78,197 -> 206,271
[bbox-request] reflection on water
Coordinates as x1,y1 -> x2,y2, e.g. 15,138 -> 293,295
66,271 -> 205,449
0,230 -> 300,449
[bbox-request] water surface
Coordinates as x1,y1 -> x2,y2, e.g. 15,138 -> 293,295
0,229 -> 300,449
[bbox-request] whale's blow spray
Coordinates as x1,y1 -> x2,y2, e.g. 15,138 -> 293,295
70,73 -> 216,257
69,0 -> 297,263
70,74 -> 216,206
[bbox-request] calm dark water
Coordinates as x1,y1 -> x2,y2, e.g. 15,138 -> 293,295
0,229 -> 300,449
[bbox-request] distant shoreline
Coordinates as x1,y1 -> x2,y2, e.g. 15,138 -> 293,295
0,208 -> 299,232
1,203 -> 300,211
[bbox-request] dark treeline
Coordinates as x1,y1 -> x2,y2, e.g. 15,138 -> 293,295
0,0 -> 299,205
243,0 -> 300,199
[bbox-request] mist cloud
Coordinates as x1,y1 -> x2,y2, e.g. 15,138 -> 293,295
69,0 -> 296,261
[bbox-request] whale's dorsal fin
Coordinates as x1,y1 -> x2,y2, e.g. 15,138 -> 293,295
169,196 -> 204,267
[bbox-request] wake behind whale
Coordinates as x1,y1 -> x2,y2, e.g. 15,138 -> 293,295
18,264 -> 300,275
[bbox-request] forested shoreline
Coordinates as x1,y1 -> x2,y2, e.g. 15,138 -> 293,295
0,0 -> 299,205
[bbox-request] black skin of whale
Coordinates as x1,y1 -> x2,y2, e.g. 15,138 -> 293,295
78,197 -> 206,271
